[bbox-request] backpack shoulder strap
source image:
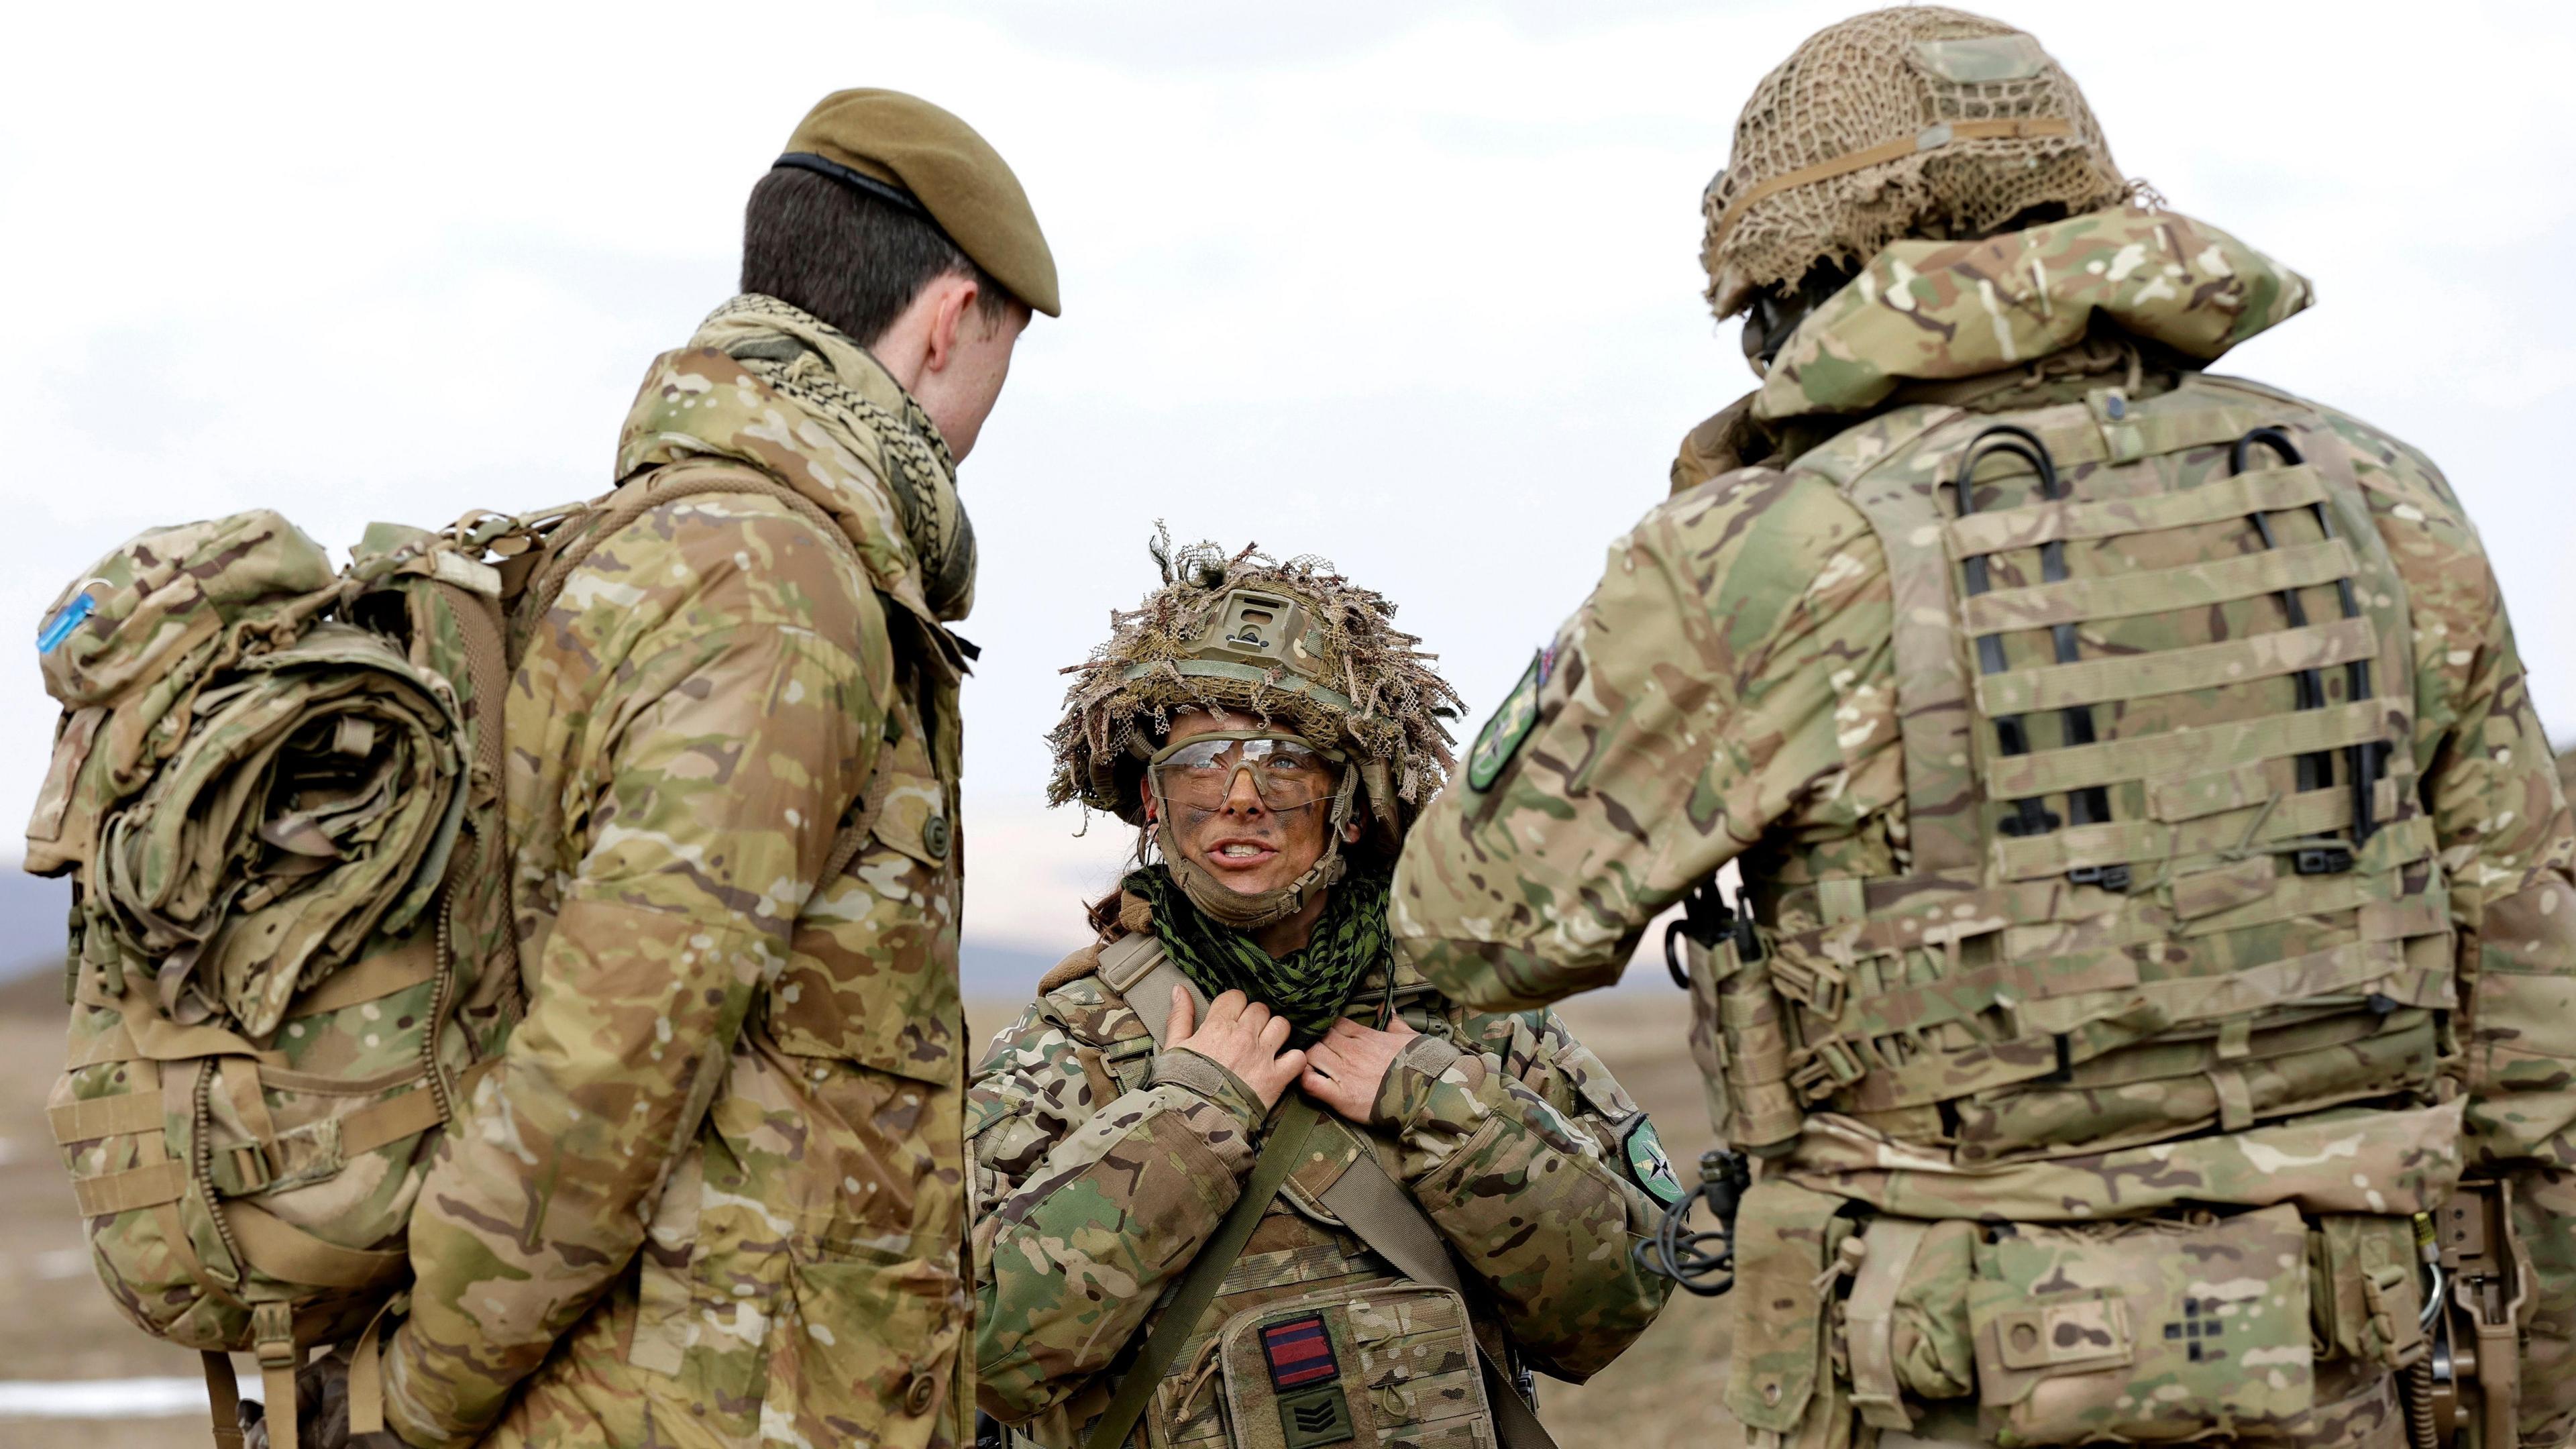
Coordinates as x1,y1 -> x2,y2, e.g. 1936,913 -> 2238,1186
1097,932 -> 1203,1048
525,462 -> 885,880
1083,1099 -> 1322,1449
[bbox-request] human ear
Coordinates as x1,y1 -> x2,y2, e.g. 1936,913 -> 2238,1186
923,278 -> 977,373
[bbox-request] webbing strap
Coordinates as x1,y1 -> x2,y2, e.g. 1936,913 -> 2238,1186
227,1199 -> 407,1291
202,1351 -> 246,1449
50,1091 -> 164,1144
1986,697 -> 2381,800
1943,464 -> 2328,557
1962,537 -> 2356,633
345,1293 -> 400,1436
1990,780 -> 2359,879
288,935 -> 439,1016
1978,615 -> 2376,716
1083,1100 -> 1322,1449
1845,1217 -> 1933,1430
1829,413 -> 1988,871
74,1155 -> 188,1212
253,1301 -> 300,1449
75,1159 -> 187,1215
2012,936 -> 2424,1035
1707,117 -> 2072,252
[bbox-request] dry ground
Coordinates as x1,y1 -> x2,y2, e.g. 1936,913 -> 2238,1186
0,977 -> 1739,1448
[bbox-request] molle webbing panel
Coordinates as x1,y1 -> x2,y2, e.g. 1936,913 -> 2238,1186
1771,380 -> 2449,1166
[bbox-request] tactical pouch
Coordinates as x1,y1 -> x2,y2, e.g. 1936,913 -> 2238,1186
1724,1180 -> 1858,1449
2308,1214 -> 2426,1370
1968,1203 -> 2316,1446
1218,1283 -> 1491,1449
1705,937 -> 1805,1155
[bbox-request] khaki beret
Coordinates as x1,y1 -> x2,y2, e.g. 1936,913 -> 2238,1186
777,89 -> 1060,318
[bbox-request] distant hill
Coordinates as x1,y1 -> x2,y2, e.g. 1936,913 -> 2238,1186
0,869 -> 66,980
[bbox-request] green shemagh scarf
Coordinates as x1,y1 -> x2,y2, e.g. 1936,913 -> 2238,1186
1127,862 -> 1393,1044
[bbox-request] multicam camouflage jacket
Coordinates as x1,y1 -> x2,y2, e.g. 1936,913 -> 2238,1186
1393,207 -> 2576,1446
380,299 -> 975,1449
969,895 -> 1674,1448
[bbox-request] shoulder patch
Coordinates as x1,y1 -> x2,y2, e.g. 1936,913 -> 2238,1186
1466,647 -> 1551,791
1620,1114 -> 1686,1210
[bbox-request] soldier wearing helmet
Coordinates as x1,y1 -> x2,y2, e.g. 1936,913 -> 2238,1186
969,540 -> 1676,1449
1395,9 -> 2576,1449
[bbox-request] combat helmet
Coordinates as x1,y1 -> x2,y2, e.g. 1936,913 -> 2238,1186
1702,6 -> 2131,325
1049,537 -> 1461,927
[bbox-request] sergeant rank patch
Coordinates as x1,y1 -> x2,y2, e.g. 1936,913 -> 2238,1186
1466,646 -> 1552,792
1621,1115 -> 1686,1209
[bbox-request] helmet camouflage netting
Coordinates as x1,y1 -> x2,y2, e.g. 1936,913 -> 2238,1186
1047,537 -> 1460,848
1702,5 -> 2132,319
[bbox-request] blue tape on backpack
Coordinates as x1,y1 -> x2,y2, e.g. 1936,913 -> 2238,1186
36,593 -> 97,655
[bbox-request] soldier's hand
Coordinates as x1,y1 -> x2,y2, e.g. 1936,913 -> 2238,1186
1169,987 -> 1307,1108
1299,1016 -> 1418,1124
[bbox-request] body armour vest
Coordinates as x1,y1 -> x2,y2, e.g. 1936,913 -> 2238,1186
1699,372 -> 2458,1187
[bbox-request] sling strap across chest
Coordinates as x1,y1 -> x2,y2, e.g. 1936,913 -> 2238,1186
1081,933 -> 1560,1449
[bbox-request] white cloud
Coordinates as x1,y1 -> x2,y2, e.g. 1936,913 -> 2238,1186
2,0 -> 2571,959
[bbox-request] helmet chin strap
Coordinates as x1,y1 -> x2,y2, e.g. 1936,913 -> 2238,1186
1150,769 -> 1358,932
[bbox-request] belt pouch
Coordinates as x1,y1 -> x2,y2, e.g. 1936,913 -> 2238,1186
1970,1202 -> 2316,1446
1724,1180 -> 1857,1449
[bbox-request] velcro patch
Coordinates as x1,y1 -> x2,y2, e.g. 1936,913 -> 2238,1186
1466,647 -> 1550,791
1622,1114 -> 1686,1210
1262,1313 -> 1340,1391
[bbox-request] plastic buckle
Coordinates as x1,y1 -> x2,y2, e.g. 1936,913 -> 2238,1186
2068,864 -> 2133,893
226,1142 -> 276,1195
1770,959 -> 1847,1019
252,1301 -> 299,1370
1788,1040 -> 1868,1102
2295,845 -> 2356,876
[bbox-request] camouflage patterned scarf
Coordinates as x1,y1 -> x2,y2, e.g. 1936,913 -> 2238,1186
1126,861 -> 1393,1044
627,294 -> 977,621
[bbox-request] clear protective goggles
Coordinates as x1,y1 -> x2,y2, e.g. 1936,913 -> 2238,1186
1146,730 -> 1346,814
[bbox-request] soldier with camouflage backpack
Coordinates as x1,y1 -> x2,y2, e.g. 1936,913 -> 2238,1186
32,88 -> 1058,1449
1395,9 -> 2576,1449
969,541 -> 1676,1449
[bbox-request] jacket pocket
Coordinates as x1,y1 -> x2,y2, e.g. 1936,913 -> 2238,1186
770,1246 -> 965,1449
771,737 -> 963,1086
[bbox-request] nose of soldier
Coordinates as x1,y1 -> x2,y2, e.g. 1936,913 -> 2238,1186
1221,765 -> 1270,818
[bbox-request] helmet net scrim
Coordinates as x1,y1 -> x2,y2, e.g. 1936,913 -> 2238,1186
1703,5 -> 2131,318
1047,538 -> 1460,839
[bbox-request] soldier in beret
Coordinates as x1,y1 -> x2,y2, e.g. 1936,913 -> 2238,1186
258,89 -> 1058,1449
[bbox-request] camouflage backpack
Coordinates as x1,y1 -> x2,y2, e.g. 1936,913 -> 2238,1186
25,468 -> 880,1449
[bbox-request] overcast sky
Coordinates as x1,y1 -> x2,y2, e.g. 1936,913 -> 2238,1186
3,0 -> 2571,968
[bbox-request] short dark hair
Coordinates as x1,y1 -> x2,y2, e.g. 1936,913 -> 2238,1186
739,167 -> 1017,347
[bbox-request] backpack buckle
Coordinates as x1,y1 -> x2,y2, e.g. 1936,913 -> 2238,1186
222,1142 -> 277,1196
1769,958 -> 1846,1019
2068,864 -> 2133,893
2295,845 -> 2355,876
1788,1040 -> 1868,1102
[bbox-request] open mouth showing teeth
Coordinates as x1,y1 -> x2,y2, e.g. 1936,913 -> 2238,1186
1216,844 -> 1269,858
